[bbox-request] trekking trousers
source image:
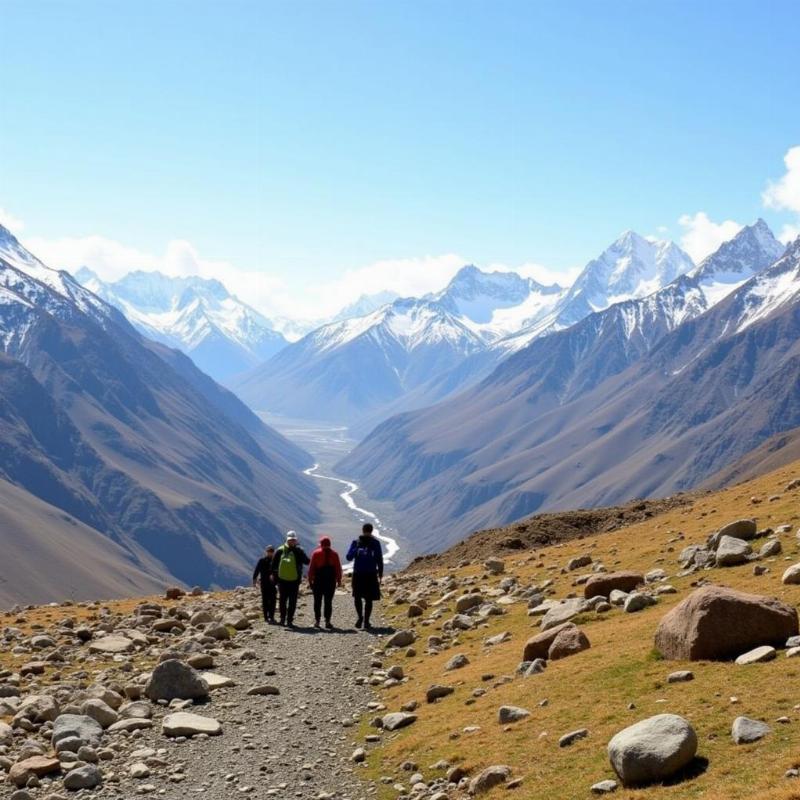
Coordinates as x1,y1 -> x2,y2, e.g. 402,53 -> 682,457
260,580 -> 277,621
277,579 -> 300,624
313,584 -> 336,623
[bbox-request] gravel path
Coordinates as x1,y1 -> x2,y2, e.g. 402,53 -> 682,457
98,591 -> 380,800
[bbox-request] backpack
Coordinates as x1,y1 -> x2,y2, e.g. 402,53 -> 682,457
277,547 -> 299,581
352,541 -> 377,575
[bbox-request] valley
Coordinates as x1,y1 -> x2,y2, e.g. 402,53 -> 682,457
263,414 -> 410,569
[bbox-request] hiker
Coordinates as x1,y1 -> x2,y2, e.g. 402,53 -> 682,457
252,544 -> 277,624
308,536 -> 343,629
346,522 -> 384,630
271,531 -> 310,628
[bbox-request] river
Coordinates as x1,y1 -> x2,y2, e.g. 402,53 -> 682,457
261,414 -> 410,571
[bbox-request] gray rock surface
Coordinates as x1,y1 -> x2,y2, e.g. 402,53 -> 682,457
731,716 -> 771,744
608,714 -> 698,786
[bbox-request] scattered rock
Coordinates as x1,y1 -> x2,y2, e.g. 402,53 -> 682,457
584,572 -> 643,599
731,716 -> 771,744
654,585 -> 798,660
382,712 -> 417,731
162,712 -> 222,737
498,705 -> 530,724
548,625 -> 590,660
469,765 -> 512,794
608,714 -> 697,786
559,728 -> 588,747
735,645 -> 776,665
144,659 -> 210,701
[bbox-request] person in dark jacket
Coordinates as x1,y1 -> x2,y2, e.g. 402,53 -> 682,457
252,544 -> 277,624
271,531 -> 310,628
308,536 -> 343,629
346,523 -> 384,630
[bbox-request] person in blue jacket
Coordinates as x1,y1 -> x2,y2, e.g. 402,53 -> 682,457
346,523 -> 384,630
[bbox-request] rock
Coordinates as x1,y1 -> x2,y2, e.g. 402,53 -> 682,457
667,670 -> 694,683
608,714 -> 697,786
80,699 -> 118,728
485,631 -> 511,647
246,685 -> 280,696
716,518 -> 758,543
524,622 -> 581,661
559,728 -> 588,747
623,593 -> 650,613
382,712 -> 417,731
387,665 -> 404,680
731,716 -> 771,744
484,558 -> 505,574
498,705 -> 530,724
200,672 -> 235,690
591,779 -> 618,794
584,572 -> 643,599
386,630 -> 415,648
87,635 -> 134,654
221,610 -> 250,630
469,765 -> 511,794
203,624 -> 230,641
144,659 -> 209,701
715,535 -> 752,566
759,539 -> 782,558
0,720 -> 12,744
130,762 -> 151,778
785,479 -> 800,491
735,645 -> 776,665
165,587 -> 185,600
782,564 -> 800,584
407,604 -> 423,618
444,654 -> 469,671
63,764 -> 102,790
568,554 -> 592,571
8,756 -> 61,787
654,585 -> 798,661
162,712 -> 221,737
52,714 -> 103,751
351,747 -> 366,763
107,718 -> 153,733
548,625 -> 590,660
455,594 -> 483,613
426,685 -> 454,703
540,598 -> 588,630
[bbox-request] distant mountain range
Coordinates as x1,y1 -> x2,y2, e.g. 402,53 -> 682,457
0,225 -> 319,603
75,268 -> 288,382
230,232 -> 702,427
338,220 -> 793,552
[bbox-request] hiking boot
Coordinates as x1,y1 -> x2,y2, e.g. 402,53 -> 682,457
355,617 -> 363,629
314,619 -> 321,628
279,618 -> 286,626
325,620 -> 333,629
364,621 -> 373,631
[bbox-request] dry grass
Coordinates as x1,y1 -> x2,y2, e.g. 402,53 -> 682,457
364,461 -> 800,799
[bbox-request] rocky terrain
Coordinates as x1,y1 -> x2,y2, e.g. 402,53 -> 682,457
0,588 -> 389,799
8,462 -> 800,800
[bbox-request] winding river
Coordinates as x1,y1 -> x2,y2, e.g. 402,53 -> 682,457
261,415 -> 408,570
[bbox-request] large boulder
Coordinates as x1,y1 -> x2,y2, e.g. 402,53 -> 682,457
584,572 -> 644,599
716,519 -> 758,543
548,625 -> 591,660
714,536 -> 752,566
654,586 -> 798,661
608,714 -> 697,786
144,659 -> 209,702
523,622 -> 579,661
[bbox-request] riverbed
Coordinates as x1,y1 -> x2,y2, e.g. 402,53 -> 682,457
261,414 -> 412,571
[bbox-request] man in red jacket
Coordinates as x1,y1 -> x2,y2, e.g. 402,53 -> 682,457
308,536 -> 343,629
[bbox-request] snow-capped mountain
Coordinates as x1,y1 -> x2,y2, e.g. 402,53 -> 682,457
339,223 -> 796,552
75,268 -> 287,381
231,296 -> 489,423
0,223 -> 318,597
496,232 -> 695,352
428,265 -> 564,339
689,217 -> 785,305
333,290 -> 400,322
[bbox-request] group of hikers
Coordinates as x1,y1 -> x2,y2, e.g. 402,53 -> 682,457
252,523 -> 384,629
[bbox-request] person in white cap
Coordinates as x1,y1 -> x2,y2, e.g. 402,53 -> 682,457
270,531 -> 310,627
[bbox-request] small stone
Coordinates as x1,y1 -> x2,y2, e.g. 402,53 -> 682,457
732,716 -> 771,744
559,728 -> 588,747
735,645 -> 776,665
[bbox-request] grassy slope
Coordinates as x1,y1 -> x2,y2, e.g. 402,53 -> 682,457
366,459 -> 800,800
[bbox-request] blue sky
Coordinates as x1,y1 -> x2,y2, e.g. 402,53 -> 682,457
2,0 -> 799,318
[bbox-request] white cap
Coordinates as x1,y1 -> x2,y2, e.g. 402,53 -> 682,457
286,530 -> 298,542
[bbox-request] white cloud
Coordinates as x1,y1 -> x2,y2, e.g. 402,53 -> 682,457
19,230 -> 577,322
763,146 -> 800,213
677,212 -> 742,263
778,223 -> 800,244
0,207 -> 25,233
